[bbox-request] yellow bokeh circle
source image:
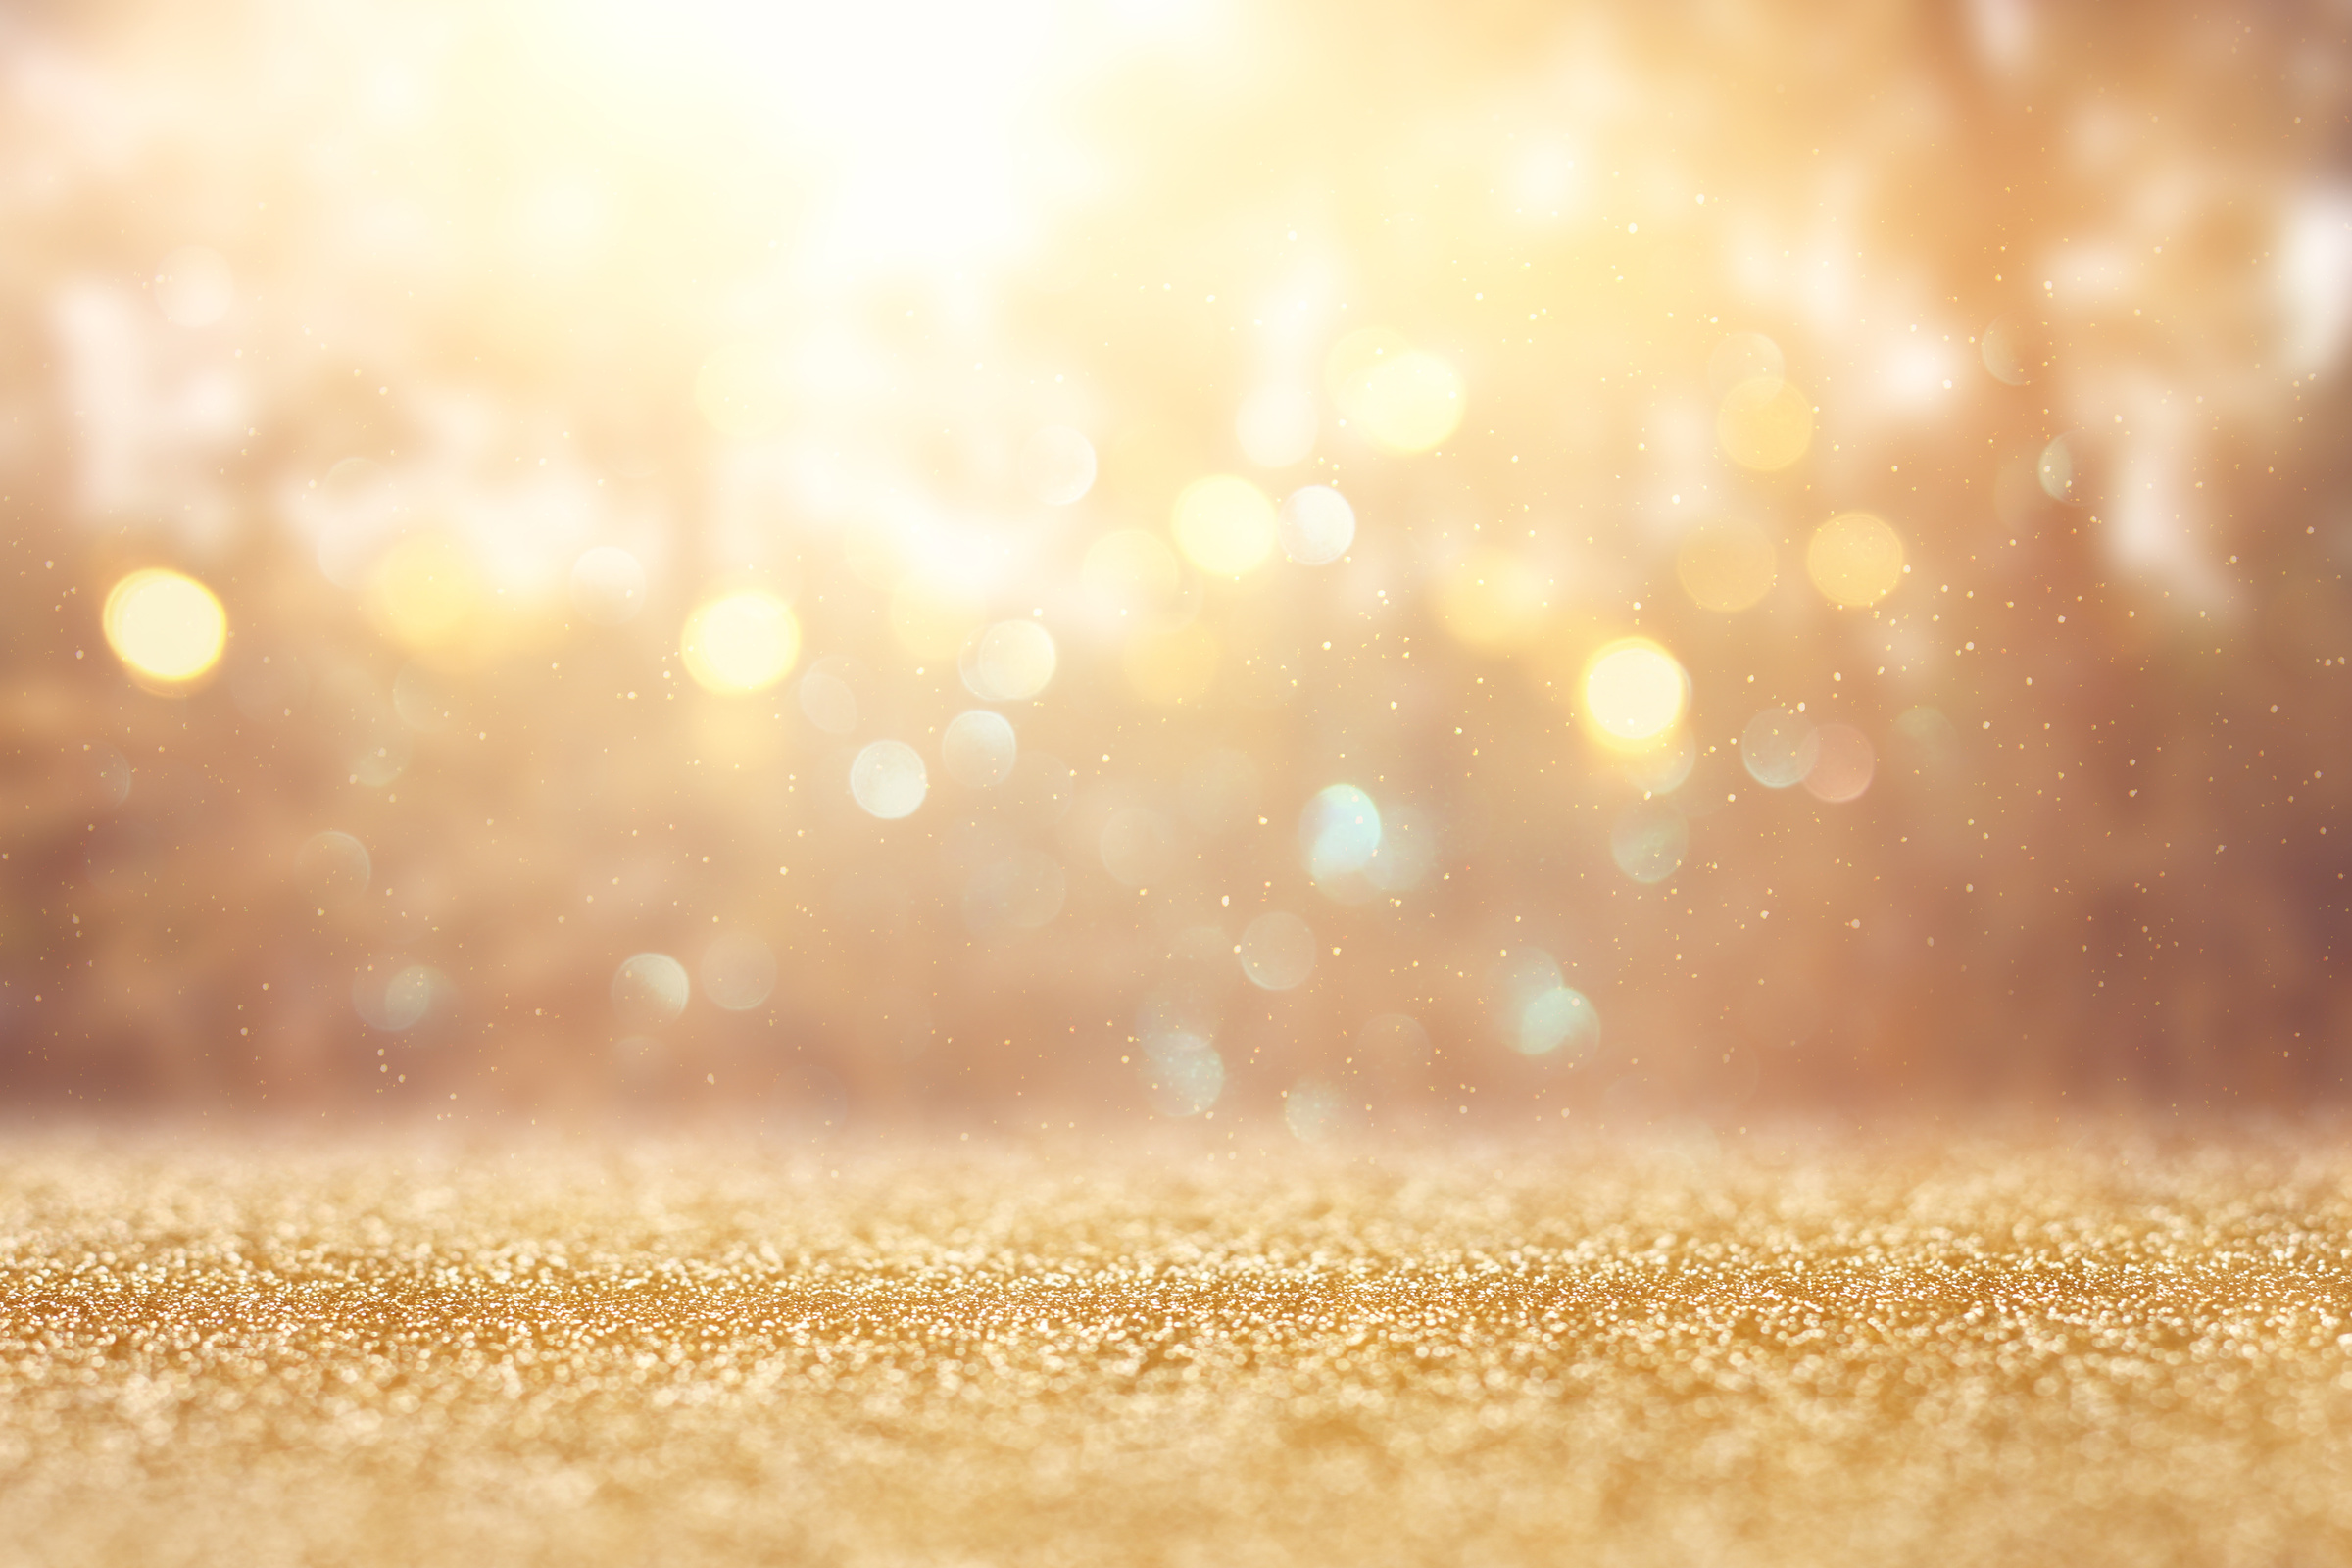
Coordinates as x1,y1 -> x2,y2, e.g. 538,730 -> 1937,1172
1171,475 -> 1277,577
370,533 -> 486,659
1581,638 -> 1689,749
1806,513 -> 1905,607
1327,328 -> 1463,454
1675,520 -> 1778,612
681,591 -> 800,694
1358,352 -> 1463,453
1717,378 -> 1814,470
103,568 -> 226,689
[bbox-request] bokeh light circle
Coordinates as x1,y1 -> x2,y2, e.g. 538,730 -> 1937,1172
1717,378 -> 1814,470
1141,1036 -> 1224,1117
1802,722 -> 1877,803
1329,331 -> 1464,454
296,830 -> 371,905
851,740 -> 928,819
368,534 -> 488,662
681,591 -> 800,693
104,569 -> 227,689
961,618 -> 1056,701
1278,485 -> 1356,565
1357,351 -> 1464,453
941,709 -> 1018,788
799,662 -> 860,734
1741,708 -> 1821,788
380,966 -> 444,1032
1284,1080 -> 1348,1142
1519,986 -> 1601,1058
1239,910 -> 1317,991
612,952 -> 690,1029
700,931 -> 777,1011
354,960 -> 447,1033
1300,784 -> 1382,882
1610,801 -> 1690,884
1806,513 -> 1905,607
1171,474 -> 1277,576
1621,728 -> 1696,795
1581,638 -> 1689,748
1139,984 -> 1219,1056
2038,433 -> 2083,503
1675,520 -> 1778,612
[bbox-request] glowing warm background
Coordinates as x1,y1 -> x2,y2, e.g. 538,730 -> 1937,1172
3,0 -> 2348,1129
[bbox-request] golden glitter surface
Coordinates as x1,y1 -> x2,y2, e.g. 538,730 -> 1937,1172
4,1132 -> 2351,1568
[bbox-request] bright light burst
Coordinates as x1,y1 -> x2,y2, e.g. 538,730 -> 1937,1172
1807,514 -> 1906,608
9,0 -> 2344,1130
567,0 -> 1071,277
102,568 -> 226,689
1580,638 -> 1689,749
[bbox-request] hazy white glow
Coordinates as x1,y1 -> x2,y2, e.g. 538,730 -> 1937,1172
571,0 -> 1070,276
962,618 -> 1057,701
851,740 -> 929,818
1277,485 -> 1354,564
681,591 -> 800,693
612,952 -> 691,1027
942,709 -> 1018,787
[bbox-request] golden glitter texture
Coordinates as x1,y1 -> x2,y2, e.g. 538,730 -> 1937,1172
3,1134 -> 2349,1567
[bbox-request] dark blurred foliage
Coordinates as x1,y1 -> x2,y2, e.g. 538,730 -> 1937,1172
3,0 -> 2351,1130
